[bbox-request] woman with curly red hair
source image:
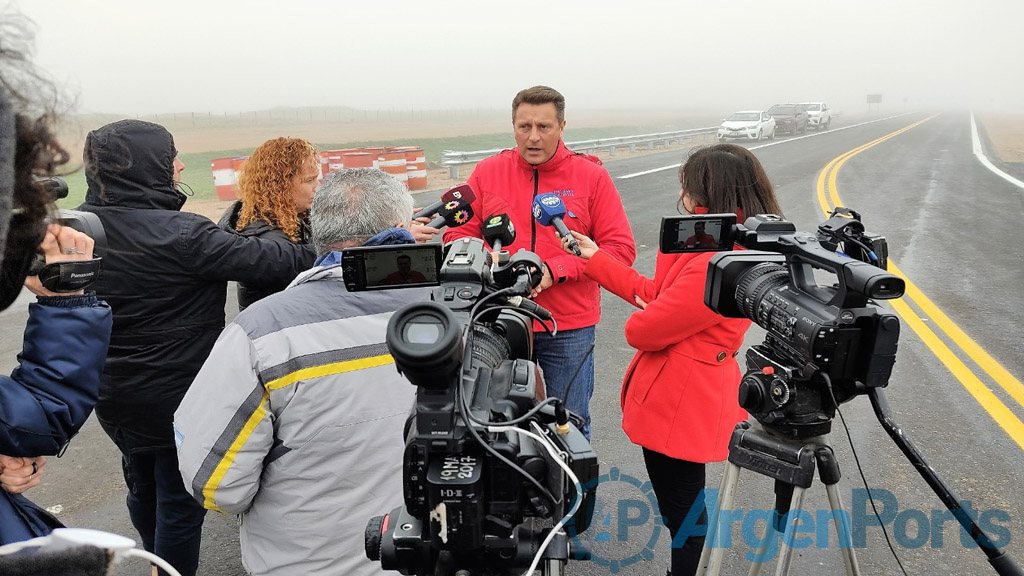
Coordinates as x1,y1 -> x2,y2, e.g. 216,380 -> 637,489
219,137 -> 320,310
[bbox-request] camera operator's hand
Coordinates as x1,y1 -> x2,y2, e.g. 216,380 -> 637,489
24,224 -> 94,297
404,210 -> 442,244
560,230 -> 598,260
0,455 -> 46,494
529,263 -> 554,299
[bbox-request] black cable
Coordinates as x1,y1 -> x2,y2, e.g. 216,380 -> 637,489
456,280 -> 558,513
821,373 -> 910,576
175,181 -> 195,197
456,366 -> 558,512
560,343 -> 595,408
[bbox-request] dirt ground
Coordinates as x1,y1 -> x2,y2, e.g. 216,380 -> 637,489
978,113 -> 1024,163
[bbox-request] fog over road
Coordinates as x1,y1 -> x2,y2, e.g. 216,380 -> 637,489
2,111 -> 1022,575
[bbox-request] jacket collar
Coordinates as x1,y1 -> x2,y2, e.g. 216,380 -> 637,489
513,140 -> 572,173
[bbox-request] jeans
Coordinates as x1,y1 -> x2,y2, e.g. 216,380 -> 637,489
643,448 -> 707,576
122,449 -> 208,576
533,325 -> 596,439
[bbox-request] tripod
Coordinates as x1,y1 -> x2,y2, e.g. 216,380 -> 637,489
696,421 -> 860,576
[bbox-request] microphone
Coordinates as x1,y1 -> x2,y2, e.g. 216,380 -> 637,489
413,183 -> 476,220
532,193 -> 581,256
427,198 -> 475,229
482,213 -> 516,252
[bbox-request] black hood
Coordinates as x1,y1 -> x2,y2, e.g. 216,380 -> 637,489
83,119 -> 186,211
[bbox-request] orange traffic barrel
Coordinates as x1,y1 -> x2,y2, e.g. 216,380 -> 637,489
360,147 -> 384,168
402,147 -> 427,190
378,150 -> 408,186
340,152 -> 374,169
211,157 -> 239,201
323,150 -> 347,174
318,151 -> 331,177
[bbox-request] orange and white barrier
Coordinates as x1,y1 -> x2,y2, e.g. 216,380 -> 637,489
378,150 -> 408,186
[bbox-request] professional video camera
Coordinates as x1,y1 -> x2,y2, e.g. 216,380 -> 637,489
347,238 -> 598,576
665,209 -> 1023,576
661,207 -> 904,438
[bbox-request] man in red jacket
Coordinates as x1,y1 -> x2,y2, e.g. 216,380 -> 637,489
443,85 -> 636,438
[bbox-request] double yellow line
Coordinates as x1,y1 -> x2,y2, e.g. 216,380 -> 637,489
816,116 -> 1024,451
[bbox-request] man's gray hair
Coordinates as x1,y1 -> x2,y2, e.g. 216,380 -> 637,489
310,168 -> 414,254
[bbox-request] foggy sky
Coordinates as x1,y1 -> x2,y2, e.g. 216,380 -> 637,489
8,0 -> 1023,116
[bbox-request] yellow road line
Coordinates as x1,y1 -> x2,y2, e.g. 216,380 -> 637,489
815,115 -> 1024,451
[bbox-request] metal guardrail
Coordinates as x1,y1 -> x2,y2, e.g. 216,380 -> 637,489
440,127 -> 718,179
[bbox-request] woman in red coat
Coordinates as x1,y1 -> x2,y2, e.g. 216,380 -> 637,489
562,144 -> 783,576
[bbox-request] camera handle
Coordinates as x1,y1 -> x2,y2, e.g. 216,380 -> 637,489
868,388 -> 1023,576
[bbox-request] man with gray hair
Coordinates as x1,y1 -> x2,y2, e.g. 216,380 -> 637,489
174,168 -> 428,576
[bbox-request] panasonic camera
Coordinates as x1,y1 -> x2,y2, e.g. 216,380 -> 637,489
352,238 -> 598,576
661,208 -> 904,438
26,176 -> 105,293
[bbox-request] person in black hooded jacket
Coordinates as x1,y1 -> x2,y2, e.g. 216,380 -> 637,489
78,119 -> 317,576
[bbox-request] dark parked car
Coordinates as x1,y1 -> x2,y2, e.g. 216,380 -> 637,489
767,104 -> 808,135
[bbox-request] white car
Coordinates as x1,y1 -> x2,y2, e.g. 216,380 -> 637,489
800,102 -> 832,130
717,110 -> 776,141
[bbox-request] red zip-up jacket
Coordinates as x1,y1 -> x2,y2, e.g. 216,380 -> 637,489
584,249 -> 750,462
444,141 -> 636,330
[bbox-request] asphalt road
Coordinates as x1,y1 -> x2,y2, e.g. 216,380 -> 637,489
2,110 -> 1022,575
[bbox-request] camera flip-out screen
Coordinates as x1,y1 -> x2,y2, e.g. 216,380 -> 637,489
341,244 -> 442,292
659,214 -> 737,253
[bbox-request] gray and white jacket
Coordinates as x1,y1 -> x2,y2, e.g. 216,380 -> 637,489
174,263 -> 428,576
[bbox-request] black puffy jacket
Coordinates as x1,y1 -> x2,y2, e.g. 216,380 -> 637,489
217,200 -> 313,311
79,120 -> 316,452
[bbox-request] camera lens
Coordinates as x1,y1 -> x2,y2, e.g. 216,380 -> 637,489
386,302 -> 462,389
734,263 -> 789,321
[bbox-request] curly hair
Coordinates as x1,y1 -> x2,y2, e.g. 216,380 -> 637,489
236,137 -> 318,242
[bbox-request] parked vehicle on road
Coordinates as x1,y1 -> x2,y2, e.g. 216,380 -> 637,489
767,104 -> 808,135
800,102 -> 832,130
717,110 -> 776,142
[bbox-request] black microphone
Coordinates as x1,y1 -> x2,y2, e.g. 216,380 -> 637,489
413,183 -> 476,220
427,198 -> 475,229
532,193 -> 581,256
482,213 -> 516,252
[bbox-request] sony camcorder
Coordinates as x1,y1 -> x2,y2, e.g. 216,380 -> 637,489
661,208 -> 904,438
350,238 -> 598,576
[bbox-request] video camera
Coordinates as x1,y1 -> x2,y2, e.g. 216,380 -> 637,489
661,207 -> 905,438
348,238 -> 598,576
27,176 -> 105,293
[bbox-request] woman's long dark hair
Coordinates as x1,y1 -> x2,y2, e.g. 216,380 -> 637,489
678,143 -> 782,218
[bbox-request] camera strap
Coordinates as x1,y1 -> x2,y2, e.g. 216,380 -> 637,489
36,258 -> 102,293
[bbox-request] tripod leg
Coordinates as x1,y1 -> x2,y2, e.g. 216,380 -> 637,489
697,462 -> 741,576
773,485 -> 808,576
824,483 -> 861,576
